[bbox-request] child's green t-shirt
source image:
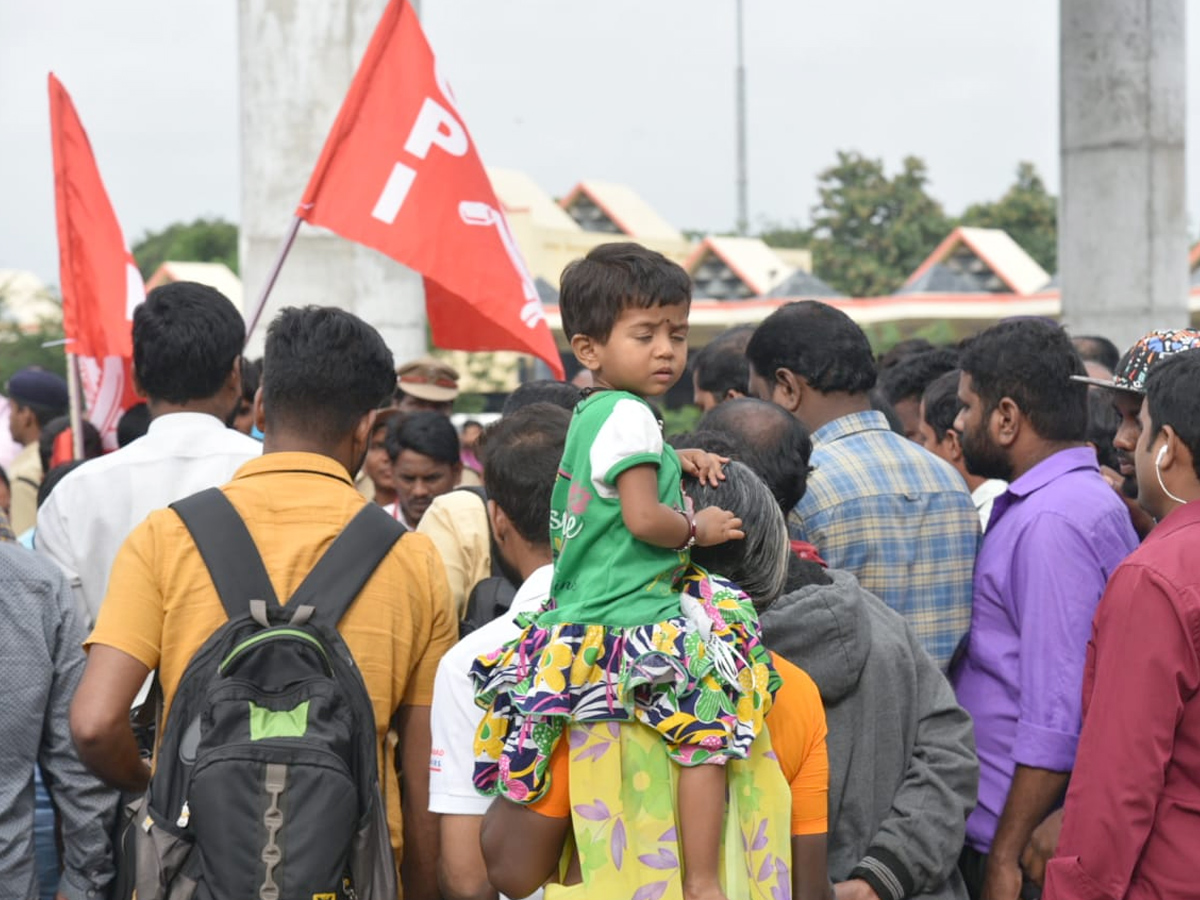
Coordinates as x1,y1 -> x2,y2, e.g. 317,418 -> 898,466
542,390 -> 687,628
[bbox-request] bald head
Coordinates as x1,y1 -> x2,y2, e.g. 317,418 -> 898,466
698,398 -> 813,514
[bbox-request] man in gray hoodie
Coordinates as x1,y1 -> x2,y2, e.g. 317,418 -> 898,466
698,399 -> 979,900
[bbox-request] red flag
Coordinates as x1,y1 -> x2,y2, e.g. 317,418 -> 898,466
298,0 -> 564,378
49,73 -> 143,447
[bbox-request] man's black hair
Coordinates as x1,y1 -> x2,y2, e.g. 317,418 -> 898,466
502,380 -> 582,415
698,398 -> 813,514
1085,389 -> 1121,472
922,369 -> 963,441
117,402 -> 151,448
879,348 -> 961,405
693,325 -> 755,399
558,242 -> 691,342
38,416 -> 103,473
0,465 -> 8,490
384,410 -> 460,465
1073,335 -> 1121,373
877,337 -> 935,371
262,306 -> 396,444
1145,349 -> 1200,480
958,319 -> 1087,442
746,300 -> 876,395
479,403 -> 570,545
132,281 -> 245,404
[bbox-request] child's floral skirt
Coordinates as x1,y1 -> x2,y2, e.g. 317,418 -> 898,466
469,567 -> 780,803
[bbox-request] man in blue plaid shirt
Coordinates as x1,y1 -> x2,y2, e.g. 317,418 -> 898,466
747,302 -> 979,670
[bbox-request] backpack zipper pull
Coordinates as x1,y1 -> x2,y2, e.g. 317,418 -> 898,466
176,801 -> 191,828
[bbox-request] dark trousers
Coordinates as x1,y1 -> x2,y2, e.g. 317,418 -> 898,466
958,846 -> 1042,900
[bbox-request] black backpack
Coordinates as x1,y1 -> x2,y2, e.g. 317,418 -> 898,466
454,486 -> 518,638
129,488 -> 403,900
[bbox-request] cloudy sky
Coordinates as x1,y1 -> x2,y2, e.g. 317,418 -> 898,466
2,1 -> 1197,287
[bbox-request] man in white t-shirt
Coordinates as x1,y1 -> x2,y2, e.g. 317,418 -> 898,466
36,282 -> 261,624
429,402 -> 570,900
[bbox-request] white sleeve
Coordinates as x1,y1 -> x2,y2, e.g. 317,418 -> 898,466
34,492 -> 90,627
589,398 -> 663,499
428,650 -> 491,815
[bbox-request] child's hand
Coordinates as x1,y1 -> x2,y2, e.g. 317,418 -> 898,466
694,506 -> 745,546
678,449 -> 728,487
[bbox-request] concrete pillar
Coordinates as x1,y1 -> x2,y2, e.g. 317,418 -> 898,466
1059,0 -> 1188,350
238,0 -> 426,362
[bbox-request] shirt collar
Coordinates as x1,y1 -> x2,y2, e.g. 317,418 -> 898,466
1003,446 -> 1099,499
811,410 -> 892,447
146,411 -> 229,436
1146,498 -> 1200,542
231,451 -> 355,486
511,564 -> 554,614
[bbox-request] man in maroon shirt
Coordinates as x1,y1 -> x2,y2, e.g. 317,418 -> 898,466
1043,349 -> 1200,900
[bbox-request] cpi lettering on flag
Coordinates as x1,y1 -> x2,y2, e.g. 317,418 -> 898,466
369,72 -> 545,331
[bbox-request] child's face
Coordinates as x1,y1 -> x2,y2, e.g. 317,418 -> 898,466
581,303 -> 690,397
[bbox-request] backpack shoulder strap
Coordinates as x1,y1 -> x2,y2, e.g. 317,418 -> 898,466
287,502 -> 406,627
170,488 -> 278,620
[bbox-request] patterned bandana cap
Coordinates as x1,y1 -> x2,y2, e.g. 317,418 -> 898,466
1071,328 -> 1200,394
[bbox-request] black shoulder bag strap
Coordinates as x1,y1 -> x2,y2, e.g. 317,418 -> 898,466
286,502 -> 406,628
171,488 -> 278,620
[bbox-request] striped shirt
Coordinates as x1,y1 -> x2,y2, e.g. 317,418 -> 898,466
791,411 -> 979,669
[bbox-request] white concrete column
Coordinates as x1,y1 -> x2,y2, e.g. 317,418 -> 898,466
1059,0 -> 1188,349
238,0 -> 426,362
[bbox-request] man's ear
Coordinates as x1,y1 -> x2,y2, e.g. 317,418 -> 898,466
487,498 -> 509,545
352,408 -> 378,454
943,428 -> 965,463
773,369 -> 806,414
1160,425 -> 1186,473
570,334 -> 601,372
252,387 -> 266,433
723,388 -> 746,403
993,397 -> 1021,448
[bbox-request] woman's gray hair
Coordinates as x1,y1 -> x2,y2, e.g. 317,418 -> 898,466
685,460 -> 788,612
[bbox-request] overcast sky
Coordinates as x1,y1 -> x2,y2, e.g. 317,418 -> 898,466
2,1 -> 1197,287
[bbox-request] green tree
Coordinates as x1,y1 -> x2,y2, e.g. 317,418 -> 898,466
805,152 -> 952,297
959,162 -> 1057,274
0,287 -> 67,387
758,220 -> 810,250
132,217 -> 239,280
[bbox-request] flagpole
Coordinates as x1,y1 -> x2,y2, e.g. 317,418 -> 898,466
243,214 -> 303,346
65,351 -> 84,460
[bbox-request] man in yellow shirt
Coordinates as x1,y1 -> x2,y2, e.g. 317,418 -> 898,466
69,306 -> 457,900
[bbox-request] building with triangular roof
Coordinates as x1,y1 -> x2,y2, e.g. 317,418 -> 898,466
559,181 -> 684,242
685,236 -> 795,300
767,269 -> 843,299
901,226 -> 1052,295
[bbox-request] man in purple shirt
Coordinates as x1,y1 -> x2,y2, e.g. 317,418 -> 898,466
950,319 -> 1138,900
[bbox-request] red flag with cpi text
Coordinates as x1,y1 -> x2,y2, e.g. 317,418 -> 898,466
297,0 -> 563,378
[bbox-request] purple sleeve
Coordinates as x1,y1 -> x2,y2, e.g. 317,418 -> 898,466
1009,514 -> 1110,771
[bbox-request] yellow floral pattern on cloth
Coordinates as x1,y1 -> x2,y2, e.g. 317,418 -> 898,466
544,721 -> 793,900
470,567 -> 780,803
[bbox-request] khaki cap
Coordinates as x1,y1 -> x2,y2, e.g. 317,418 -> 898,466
396,356 -> 460,402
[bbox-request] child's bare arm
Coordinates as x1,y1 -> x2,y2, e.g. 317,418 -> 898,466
617,466 -> 745,548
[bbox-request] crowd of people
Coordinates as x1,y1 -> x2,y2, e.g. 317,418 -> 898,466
1,242 -> 1198,900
